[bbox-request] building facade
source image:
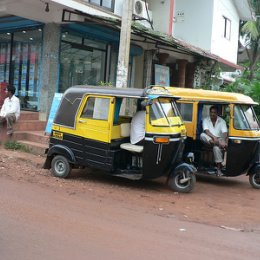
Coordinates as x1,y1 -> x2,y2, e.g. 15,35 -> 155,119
0,0 -> 253,120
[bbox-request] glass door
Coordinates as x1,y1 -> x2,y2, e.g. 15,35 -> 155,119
0,28 -> 43,111
60,32 -> 107,93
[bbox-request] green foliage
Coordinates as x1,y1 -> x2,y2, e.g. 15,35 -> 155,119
225,64 -> 260,119
4,140 -> 30,152
241,21 -> 259,40
97,81 -> 113,87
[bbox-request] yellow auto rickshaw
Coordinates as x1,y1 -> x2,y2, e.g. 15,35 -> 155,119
169,87 -> 260,189
44,85 -> 196,192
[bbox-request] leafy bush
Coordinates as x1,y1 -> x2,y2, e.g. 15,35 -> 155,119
4,140 -> 30,152
225,64 -> 260,120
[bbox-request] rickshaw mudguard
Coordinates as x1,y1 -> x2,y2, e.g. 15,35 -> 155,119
44,144 -> 76,169
171,162 -> 197,177
247,163 -> 260,176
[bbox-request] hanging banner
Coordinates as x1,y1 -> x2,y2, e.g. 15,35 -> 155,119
45,93 -> 63,134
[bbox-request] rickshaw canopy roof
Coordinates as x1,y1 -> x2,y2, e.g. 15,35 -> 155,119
63,85 -> 176,99
167,87 -> 258,105
54,85 -> 176,128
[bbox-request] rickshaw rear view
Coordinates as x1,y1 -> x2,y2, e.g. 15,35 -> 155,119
44,85 -> 196,193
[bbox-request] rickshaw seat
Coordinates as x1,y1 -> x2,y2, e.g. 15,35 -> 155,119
120,143 -> 143,153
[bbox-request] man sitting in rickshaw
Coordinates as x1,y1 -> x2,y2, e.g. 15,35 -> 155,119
130,100 -> 146,145
200,105 -> 228,176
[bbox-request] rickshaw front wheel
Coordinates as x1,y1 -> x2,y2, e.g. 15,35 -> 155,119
168,169 -> 196,193
249,172 -> 260,189
51,155 -> 72,178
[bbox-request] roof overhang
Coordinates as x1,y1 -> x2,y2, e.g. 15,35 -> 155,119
61,9 -> 220,62
68,11 -> 242,71
50,0 -> 119,19
218,57 -> 244,72
233,0 -> 254,21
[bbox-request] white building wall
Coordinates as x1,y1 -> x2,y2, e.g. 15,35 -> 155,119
172,0 -> 214,51
211,0 -> 240,63
149,0 -> 170,34
114,0 -> 123,16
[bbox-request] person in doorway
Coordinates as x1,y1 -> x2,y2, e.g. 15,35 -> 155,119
0,85 -> 20,135
200,105 -> 228,176
130,101 -> 146,145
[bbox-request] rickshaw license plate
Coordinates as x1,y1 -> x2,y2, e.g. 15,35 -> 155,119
53,131 -> 63,140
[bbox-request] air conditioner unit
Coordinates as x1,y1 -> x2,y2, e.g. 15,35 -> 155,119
133,0 -> 153,28
133,0 -> 151,20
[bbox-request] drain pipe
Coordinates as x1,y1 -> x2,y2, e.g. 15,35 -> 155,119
168,0 -> 174,36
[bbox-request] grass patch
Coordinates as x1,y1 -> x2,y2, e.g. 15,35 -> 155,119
4,140 -> 31,153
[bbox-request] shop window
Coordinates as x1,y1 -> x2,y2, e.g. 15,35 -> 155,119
0,34 -> 11,83
88,0 -> 115,11
60,32 -> 107,92
0,28 -> 43,111
81,97 -> 110,120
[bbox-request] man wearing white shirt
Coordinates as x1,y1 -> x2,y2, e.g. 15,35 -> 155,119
0,85 -> 20,135
200,105 -> 228,176
130,104 -> 146,145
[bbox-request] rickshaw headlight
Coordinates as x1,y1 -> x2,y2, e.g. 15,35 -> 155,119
153,136 -> 170,144
233,139 -> 242,144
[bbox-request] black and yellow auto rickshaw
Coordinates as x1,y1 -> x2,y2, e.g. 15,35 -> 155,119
44,85 -> 196,192
169,87 -> 260,189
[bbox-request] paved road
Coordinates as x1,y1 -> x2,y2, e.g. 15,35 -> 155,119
1,176 -> 259,260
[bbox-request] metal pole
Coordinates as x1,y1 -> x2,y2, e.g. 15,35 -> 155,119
116,0 -> 133,88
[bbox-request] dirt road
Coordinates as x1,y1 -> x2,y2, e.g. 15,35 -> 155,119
0,148 -> 260,259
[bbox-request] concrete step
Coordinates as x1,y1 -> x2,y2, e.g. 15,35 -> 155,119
19,111 -> 39,121
0,111 -> 49,156
14,131 -> 50,145
14,120 -> 46,131
17,140 -> 48,156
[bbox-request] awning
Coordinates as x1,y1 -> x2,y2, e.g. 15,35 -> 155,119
0,16 -> 43,33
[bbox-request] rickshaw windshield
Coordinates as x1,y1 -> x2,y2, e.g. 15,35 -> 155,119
149,98 -> 181,126
234,105 -> 260,130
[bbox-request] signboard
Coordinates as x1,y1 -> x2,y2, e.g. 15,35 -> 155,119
154,64 -> 170,86
45,93 -> 63,134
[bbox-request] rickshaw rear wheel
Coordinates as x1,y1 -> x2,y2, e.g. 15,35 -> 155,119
249,172 -> 260,189
168,169 -> 196,193
51,155 -> 71,178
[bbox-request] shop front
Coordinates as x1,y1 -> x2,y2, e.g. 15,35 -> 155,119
0,16 -> 43,111
0,16 -> 143,115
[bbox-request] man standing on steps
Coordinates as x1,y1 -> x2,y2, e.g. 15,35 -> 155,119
0,85 -> 20,136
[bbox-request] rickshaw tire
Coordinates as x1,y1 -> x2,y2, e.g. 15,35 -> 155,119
51,155 -> 72,178
249,172 -> 260,189
168,170 -> 196,193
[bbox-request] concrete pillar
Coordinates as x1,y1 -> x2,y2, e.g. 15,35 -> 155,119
158,53 -> 169,65
177,59 -> 188,88
116,0 -> 133,88
186,62 -> 196,88
39,23 -> 60,121
143,50 -> 154,88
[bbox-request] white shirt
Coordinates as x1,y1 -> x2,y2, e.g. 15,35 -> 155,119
0,95 -> 20,120
202,116 -> 227,137
130,111 -> 146,144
